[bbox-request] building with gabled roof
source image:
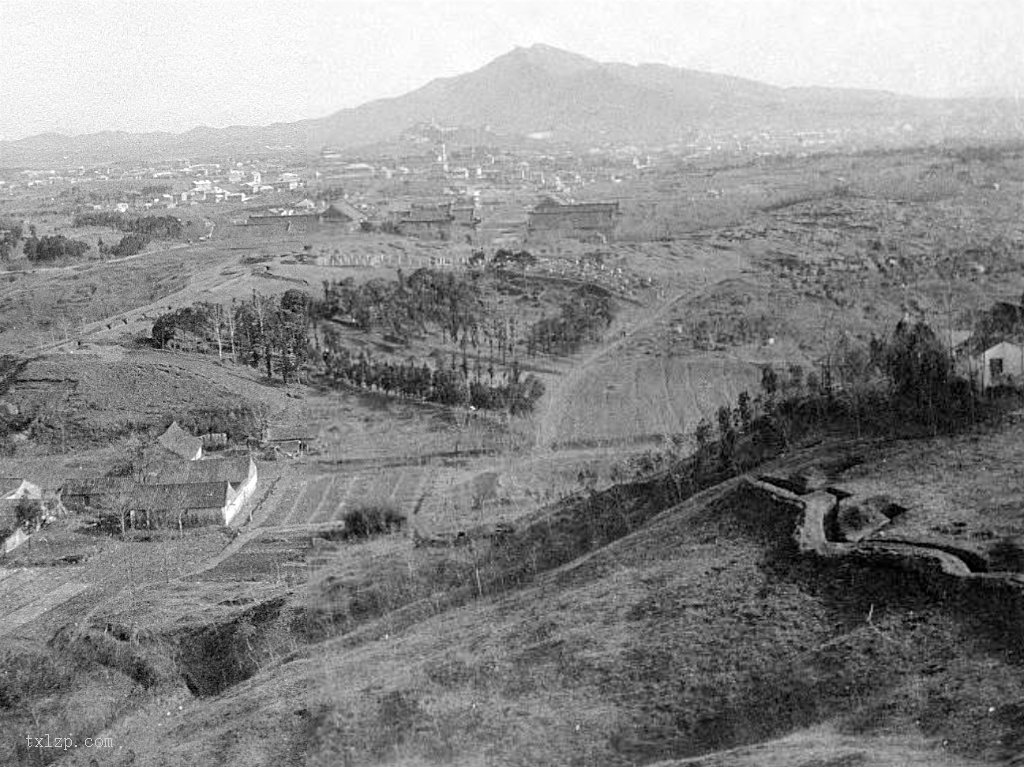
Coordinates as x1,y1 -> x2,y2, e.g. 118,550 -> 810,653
320,200 -> 366,232
394,206 -> 455,240
140,456 -> 257,525
526,198 -> 620,244
157,421 -> 203,461
140,455 -> 254,486
128,481 -> 235,528
62,477 -> 136,509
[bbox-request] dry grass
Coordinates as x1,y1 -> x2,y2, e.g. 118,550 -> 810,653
60,463 -> 1024,767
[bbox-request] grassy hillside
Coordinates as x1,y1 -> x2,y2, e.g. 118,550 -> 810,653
9,423 -> 1019,766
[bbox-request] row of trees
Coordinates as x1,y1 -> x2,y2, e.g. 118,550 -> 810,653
72,212 -> 184,239
322,343 -> 545,413
623,319 -> 986,487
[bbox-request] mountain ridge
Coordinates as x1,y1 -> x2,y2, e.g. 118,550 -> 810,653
0,44 -> 1018,165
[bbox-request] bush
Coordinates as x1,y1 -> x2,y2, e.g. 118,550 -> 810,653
14,497 -> 43,530
107,233 -> 150,257
341,503 -> 405,540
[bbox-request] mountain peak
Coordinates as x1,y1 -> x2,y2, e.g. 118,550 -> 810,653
499,44 -> 601,77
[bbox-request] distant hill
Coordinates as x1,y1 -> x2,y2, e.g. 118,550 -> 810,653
1,44 -> 1019,165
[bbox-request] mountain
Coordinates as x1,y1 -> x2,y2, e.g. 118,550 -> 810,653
1,44 -> 1019,166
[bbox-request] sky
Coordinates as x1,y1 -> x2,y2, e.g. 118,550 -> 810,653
1,0 -> 1021,141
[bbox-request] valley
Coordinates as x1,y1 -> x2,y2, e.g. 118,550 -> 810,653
0,38 -> 1023,767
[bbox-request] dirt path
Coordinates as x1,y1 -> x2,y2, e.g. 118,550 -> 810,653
535,287 -> 693,450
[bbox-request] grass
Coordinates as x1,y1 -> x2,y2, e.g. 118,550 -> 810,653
69,444 -> 1024,766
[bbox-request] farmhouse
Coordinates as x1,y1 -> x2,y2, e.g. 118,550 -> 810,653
63,456 -> 258,527
61,477 -> 136,511
140,456 -> 258,525
394,206 -> 455,240
248,212 -> 321,232
320,200 -> 366,232
971,341 -> 1024,389
157,421 -> 203,461
264,427 -> 317,455
526,197 -> 620,243
128,482 -> 237,528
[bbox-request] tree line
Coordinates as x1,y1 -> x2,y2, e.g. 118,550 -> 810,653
321,342 -> 544,413
616,318 -> 990,492
72,212 -> 184,239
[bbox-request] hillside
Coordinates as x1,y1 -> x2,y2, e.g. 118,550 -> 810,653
1,44 -> 1019,165
17,425 -> 1024,767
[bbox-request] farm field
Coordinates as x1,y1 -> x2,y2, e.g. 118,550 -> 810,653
0,567 -> 92,637
256,466 -> 433,528
545,352 -> 764,448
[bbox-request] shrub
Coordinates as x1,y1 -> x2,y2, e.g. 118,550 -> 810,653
107,233 -> 150,257
341,503 -> 405,540
14,497 -> 43,530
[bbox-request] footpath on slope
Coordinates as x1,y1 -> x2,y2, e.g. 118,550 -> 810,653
535,286 -> 700,451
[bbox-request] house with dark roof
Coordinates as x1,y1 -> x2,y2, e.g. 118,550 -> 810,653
157,421 -> 203,461
128,482 -> 235,528
140,456 -> 258,525
63,456 -> 258,527
386,202 -> 458,240
320,200 -> 366,232
61,477 -> 136,510
265,426 -> 317,456
526,198 -> 620,244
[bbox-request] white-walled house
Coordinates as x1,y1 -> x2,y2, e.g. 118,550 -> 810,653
970,341 -> 1024,389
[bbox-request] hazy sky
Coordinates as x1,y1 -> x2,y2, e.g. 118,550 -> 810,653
1,0 -> 1021,140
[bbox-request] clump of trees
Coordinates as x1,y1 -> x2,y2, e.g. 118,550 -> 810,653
526,285 -> 614,356
339,503 -> 406,540
23,234 -> 90,262
72,212 -> 184,239
152,291 -> 312,384
0,219 -> 23,260
101,233 -> 150,257
318,268 -> 484,342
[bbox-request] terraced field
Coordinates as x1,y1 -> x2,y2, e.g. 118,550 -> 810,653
0,567 -> 92,637
257,466 -> 435,528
